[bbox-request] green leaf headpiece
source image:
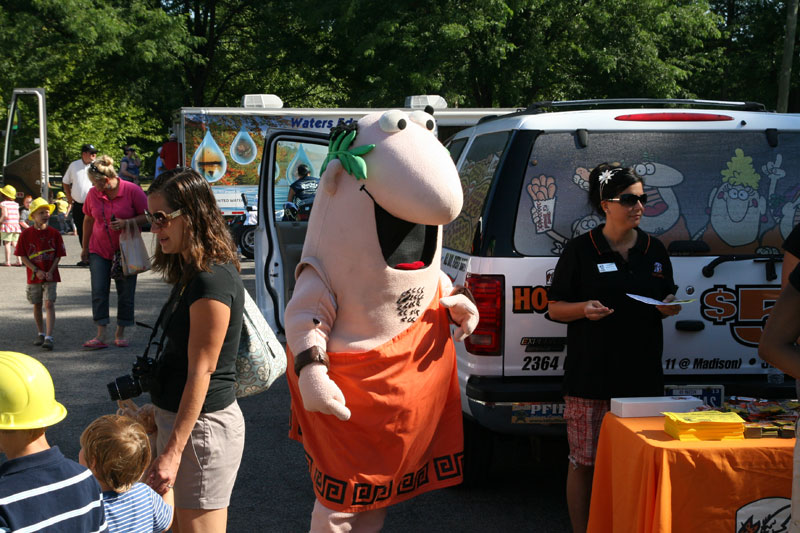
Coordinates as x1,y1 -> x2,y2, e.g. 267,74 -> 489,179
320,124 -> 375,181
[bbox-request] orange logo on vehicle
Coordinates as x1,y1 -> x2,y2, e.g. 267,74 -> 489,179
513,286 -> 549,314
700,285 -> 781,347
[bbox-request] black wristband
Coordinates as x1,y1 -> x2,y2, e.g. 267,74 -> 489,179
294,346 -> 329,376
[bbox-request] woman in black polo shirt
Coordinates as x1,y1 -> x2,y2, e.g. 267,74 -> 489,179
143,168 -> 245,532
548,163 -> 681,533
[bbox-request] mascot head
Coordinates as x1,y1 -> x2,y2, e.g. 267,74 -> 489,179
306,109 -> 462,273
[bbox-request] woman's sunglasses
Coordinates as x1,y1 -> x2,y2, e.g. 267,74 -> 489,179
145,208 -> 183,227
607,193 -> 648,207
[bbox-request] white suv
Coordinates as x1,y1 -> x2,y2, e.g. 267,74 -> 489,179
441,99 -> 800,474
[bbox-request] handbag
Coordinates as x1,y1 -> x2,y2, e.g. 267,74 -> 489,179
234,289 -> 286,398
119,221 -> 151,276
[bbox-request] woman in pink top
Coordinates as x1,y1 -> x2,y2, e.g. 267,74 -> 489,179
0,184 -> 23,266
80,155 -> 148,349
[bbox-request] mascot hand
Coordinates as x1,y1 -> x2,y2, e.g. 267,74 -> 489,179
298,363 -> 352,421
440,294 -> 479,342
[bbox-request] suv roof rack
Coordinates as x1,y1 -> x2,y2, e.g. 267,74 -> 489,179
527,98 -> 766,112
476,98 -> 767,125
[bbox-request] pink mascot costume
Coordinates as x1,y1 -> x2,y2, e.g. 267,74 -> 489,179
285,109 -> 479,532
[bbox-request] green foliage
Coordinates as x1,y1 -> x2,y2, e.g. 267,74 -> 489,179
0,0 -> 797,185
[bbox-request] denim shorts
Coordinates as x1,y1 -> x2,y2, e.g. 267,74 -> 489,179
155,401 -> 245,509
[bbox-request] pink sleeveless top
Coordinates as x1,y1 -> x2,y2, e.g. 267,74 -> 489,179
0,200 -> 21,233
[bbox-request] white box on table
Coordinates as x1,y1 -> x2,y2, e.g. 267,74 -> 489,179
610,396 -> 703,418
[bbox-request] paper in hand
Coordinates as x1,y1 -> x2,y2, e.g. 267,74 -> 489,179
626,293 -> 696,306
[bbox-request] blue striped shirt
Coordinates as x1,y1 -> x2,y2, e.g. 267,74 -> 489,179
0,446 -> 107,532
102,483 -> 172,533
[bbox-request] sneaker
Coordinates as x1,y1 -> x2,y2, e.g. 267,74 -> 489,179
76,260 -> 89,267
33,334 -> 45,346
42,338 -> 54,350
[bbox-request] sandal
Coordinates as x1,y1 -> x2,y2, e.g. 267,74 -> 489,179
113,339 -> 129,348
83,338 -> 108,350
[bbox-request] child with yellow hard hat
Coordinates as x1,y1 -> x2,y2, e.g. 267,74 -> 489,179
15,198 -> 67,350
0,351 -> 106,531
0,184 -> 23,266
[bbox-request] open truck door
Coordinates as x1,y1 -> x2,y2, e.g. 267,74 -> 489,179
257,130 -> 329,334
3,88 -> 49,199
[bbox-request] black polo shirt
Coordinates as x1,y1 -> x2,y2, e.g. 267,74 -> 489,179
548,225 -> 676,400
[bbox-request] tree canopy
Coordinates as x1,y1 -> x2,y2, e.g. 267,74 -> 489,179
0,0 -> 797,174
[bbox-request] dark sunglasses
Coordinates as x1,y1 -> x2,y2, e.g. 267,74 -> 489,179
607,193 -> 647,207
145,208 -> 183,227
89,162 -> 102,175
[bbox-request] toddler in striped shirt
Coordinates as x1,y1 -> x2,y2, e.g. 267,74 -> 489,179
80,414 -> 173,533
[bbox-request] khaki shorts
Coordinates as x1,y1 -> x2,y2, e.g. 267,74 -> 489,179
1,232 -> 19,243
155,401 -> 245,509
26,282 -> 58,304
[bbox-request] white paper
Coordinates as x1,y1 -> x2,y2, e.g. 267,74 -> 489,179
626,293 -> 696,306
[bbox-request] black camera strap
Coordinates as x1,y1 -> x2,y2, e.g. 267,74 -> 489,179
143,282 -> 187,362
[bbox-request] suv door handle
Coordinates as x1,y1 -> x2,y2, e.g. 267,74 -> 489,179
675,320 -> 704,332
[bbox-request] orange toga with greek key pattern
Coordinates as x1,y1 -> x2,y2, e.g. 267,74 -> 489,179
286,283 -> 464,512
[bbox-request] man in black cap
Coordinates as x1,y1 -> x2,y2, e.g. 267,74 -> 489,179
62,144 -> 97,266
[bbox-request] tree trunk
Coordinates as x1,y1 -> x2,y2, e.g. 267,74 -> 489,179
778,0 -> 799,113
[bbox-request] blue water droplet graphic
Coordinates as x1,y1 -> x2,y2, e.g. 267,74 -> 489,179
286,144 -> 316,182
230,125 -> 257,165
191,129 -> 227,182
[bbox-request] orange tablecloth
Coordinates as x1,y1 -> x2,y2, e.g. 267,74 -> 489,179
587,414 -> 793,533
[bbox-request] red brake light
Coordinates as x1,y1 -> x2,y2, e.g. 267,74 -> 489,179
615,113 -> 733,122
464,274 -> 504,356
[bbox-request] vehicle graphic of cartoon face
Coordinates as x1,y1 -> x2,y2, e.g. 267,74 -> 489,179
635,161 -> 684,235
705,149 -> 767,248
709,182 -> 766,246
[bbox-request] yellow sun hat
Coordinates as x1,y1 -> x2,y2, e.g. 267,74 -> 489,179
0,351 -> 67,430
0,184 -> 16,200
29,197 -> 55,216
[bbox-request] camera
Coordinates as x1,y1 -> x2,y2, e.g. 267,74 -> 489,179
107,355 -> 156,401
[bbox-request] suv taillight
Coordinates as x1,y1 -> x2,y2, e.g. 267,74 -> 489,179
464,274 -> 504,356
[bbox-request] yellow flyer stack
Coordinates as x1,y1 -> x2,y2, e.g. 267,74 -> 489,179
663,411 -> 745,441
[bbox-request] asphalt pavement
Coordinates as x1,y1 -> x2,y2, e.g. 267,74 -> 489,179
0,233 -> 571,532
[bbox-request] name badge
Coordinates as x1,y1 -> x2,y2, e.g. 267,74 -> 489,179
597,262 -> 618,273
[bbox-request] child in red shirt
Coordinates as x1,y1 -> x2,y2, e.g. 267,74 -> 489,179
15,198 -> 67,350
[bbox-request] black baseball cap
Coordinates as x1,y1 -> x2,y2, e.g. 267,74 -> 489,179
81,144 -> 98,154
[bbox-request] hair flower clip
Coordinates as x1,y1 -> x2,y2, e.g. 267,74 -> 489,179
598,168 -> 620,199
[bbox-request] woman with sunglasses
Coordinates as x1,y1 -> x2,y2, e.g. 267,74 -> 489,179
142,168 -> 245,533
547,163 -> 681,533
81,155 -> 148,349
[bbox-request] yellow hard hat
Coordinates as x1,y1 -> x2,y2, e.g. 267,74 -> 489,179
0,184 -> 16,200
0,352 -> 67,430
56,191 -> 66,199
29,197 -> 55,216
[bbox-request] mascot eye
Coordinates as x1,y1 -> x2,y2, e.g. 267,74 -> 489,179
409,110 -> 436,131
644,163 -> 655,175
635,164 -> 647,176
379,110 -> 408,133
728,189 -> 739,200
737,189 -> 749,200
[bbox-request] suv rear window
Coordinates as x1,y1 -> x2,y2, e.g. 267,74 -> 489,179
513,131 -> 800,257
444,131 -> 511,253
